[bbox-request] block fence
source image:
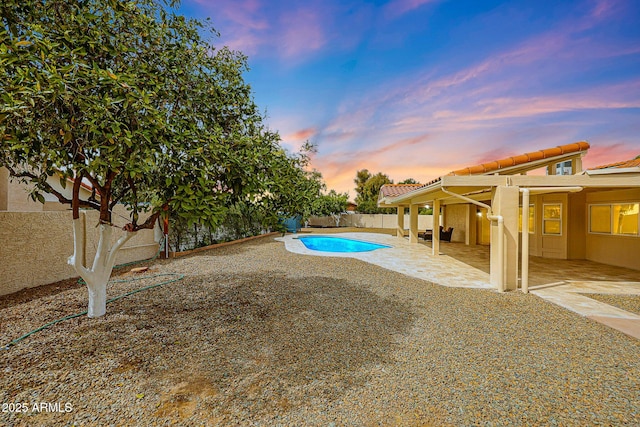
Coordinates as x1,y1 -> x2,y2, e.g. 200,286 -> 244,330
0,210 -> 159,296
307,213 -> 434,230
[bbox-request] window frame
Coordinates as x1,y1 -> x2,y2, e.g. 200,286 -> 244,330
589,202 -> 640,237
519,204 -> 535,234
542,203 -> 562,236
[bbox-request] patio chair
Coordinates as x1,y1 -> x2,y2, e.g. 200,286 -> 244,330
421,229 -> 433,241
440,226 -> 454,242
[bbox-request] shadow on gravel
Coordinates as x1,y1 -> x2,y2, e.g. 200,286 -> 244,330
17,272 -> 415,421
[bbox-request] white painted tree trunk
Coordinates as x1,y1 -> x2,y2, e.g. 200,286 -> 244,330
331,213 -> 341,228
68,214 -> 135,317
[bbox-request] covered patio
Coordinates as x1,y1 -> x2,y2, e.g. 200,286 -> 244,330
378,142 -> 640,293
420,240 -> 640,287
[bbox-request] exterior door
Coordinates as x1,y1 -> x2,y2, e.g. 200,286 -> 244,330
541,194 -> 568,259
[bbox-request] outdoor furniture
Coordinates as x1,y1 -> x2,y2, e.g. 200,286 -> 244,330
420,226 -> 454,241
440,226 -> 454,242
423,226 -> 454,242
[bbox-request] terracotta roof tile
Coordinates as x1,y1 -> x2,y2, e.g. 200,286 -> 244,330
380,142 -> 594,202
449,141 -> 590,176
589,157 -> 640,170
379,184 -> 423,197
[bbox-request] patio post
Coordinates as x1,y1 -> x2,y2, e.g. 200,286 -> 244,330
396,205 -> 405,238
409,204 -> 419,243
432,199 -> 440,256
491,186 -> 519,291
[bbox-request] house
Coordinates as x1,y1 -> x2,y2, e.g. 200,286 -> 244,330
0,167 -> 93,212
378,142 -> 640,292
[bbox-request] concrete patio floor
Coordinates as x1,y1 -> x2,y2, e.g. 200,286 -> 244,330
427,240 -> 640,340
284,230 -> 640,340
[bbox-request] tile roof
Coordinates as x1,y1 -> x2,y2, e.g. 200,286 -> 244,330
589,156 -> 640,170
380,141 -> 593,202
379,184 -> 423,197
448,141 -> 590,176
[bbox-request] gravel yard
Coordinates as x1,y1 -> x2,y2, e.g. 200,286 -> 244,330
1,236 -> 639,426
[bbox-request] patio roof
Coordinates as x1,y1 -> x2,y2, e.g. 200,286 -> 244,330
447,141 -> 590,177
379,184 -> 423,198
378,142 -> 639,207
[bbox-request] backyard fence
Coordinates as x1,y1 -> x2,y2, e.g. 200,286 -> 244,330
307,213 -> 435,230
0,210 -> 159,296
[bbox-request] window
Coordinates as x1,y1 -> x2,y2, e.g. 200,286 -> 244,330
589,205 -> 611,233
589,203 -> 639,236
543,204 -> 562,235
519,204 -> 535,233
555,160 -> 572,176
613,204 -> 639,235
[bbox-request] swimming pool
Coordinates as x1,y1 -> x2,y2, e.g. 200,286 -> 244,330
297,236 -> 391,253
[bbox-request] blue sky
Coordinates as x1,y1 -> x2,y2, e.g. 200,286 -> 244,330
180,0 -> 640,197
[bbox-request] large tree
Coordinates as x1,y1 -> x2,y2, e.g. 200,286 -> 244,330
311,189 -> 349,227
354,170 -> 393,214
0,0 -> 304,316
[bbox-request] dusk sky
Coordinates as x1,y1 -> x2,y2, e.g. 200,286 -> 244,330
180,0 -> 640,198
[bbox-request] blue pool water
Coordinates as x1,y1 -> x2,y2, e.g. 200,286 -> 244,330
298,236 -> 391,253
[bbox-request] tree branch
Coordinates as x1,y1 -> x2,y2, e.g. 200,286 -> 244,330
72,171 -> 83,219
5,167 -> 100,211
124,206 -> 165,232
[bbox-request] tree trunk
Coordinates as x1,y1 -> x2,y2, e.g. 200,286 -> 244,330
68,213 -> 135,317
332,213 -> 341,228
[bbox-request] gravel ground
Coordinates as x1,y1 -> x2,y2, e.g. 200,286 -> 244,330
1,236 -> 639,426
583,294 -> 640,316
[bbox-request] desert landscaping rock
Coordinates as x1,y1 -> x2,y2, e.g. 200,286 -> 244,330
1,237 -> 639,426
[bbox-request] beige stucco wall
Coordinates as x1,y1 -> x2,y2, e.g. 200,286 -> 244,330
0,167 -> 94,212
6,178 -> 44,212
585,188 -> 640,271
567,191 -> 587,260
308,213 -> 434,230
443,204 -> 468,243
0,209 -> 160,296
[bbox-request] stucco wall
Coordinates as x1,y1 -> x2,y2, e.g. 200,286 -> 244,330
308,214 -> 434,230
443,204 -> 468,243
0,209 -> 160,296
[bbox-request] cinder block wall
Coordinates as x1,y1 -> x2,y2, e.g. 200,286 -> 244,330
0,209 -> 159,296
308,214 -> 434,230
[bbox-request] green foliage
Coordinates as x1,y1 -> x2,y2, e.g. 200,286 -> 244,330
310,189 -> 349,227
354,170 -> 394,214
311,190 -> 349,217
399,178 -> 418,184
0,0 -> 312,233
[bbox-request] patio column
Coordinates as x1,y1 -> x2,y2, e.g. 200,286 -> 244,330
465,204 -> 477,246
490,186 -> 519,291
432,199 -> 440,256
396,205 -> 405,238
409,203 -> 419,243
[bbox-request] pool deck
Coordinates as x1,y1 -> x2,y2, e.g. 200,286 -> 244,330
278,232 -> 640,340
279,232 -> 493,289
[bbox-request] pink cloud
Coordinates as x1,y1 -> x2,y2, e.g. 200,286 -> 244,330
582,143 -> 640,169
278,8 -> 326,58
190,0 -> 328,60
286,127 -> 317,142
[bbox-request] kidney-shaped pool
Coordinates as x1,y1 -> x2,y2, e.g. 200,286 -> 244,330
297,236 -> 391,253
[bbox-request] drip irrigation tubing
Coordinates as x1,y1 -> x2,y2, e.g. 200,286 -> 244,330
2,237 -> 184,350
